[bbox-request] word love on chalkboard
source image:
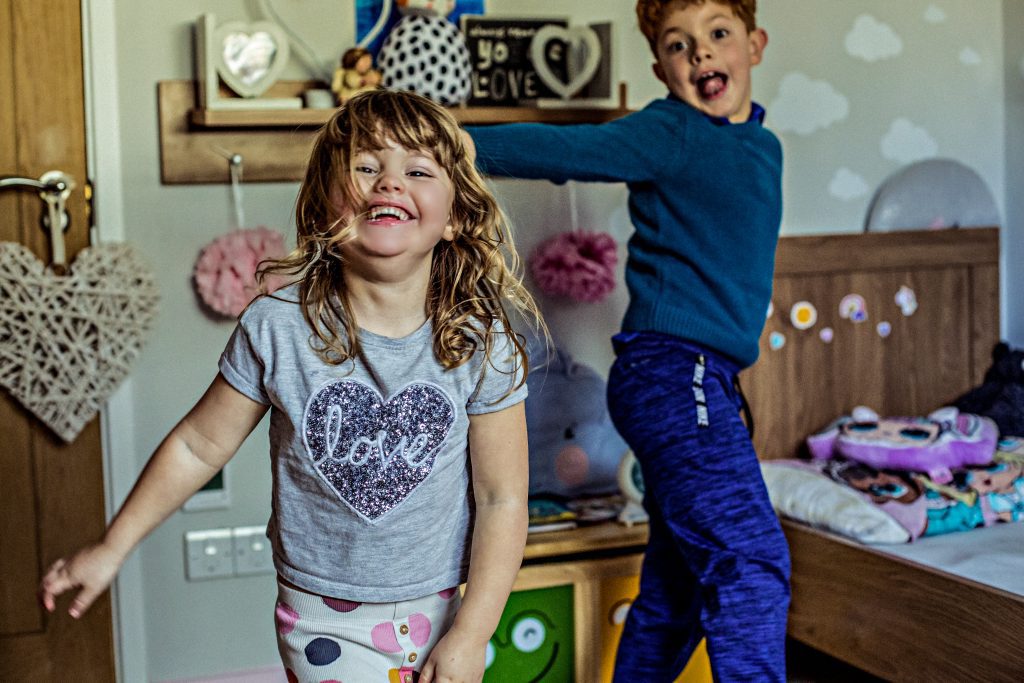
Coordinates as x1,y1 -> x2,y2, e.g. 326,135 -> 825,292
460,16 -> 569,105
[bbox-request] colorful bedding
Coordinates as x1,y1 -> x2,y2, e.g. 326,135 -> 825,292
763,438 -> 1024,543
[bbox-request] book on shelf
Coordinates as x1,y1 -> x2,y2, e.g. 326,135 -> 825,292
528,496 -> 578,534
566,493 -> 626,524
527,519 -> 578,534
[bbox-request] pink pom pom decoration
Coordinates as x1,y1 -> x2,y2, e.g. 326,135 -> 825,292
194,227 -> 288,318
530,230 -> 618,303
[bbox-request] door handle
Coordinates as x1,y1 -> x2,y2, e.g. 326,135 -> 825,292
0,170 -> 76,268
0,176 -> 49,191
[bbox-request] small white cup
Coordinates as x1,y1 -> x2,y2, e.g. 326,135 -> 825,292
303,89 -> 335,109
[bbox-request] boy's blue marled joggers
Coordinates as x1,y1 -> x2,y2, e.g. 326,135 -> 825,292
607,332 -> 791,682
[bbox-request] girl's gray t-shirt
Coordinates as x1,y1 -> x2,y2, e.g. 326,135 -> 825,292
219,287 -> 527,602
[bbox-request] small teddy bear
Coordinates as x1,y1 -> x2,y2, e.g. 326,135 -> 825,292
331,47 -> 382,105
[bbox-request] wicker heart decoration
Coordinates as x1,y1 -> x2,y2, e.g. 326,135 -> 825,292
0,242 -> 160,442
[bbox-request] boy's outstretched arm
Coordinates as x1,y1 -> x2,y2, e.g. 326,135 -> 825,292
465,111 -> 669,185
420,402 -> 529,683
38,374 -> 268,618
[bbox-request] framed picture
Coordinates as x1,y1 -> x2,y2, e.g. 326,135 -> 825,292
460,16 -> 614,107
460,16 -> 570,105
194,13 -> 302,110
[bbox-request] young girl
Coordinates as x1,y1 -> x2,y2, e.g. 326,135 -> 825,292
40,89 -> 542,683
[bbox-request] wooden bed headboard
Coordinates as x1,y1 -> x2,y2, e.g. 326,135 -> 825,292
743,227 -> 1000,461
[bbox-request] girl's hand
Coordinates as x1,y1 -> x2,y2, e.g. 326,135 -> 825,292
38,543 -> 125,618
419,625 -> 488,683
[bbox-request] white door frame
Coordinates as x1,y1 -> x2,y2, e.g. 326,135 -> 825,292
81,1 -> 148,680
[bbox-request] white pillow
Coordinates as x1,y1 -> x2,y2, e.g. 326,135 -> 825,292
760,461 -> 911,544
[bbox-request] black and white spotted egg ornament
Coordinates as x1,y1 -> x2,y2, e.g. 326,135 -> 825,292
377,10 -> 472,106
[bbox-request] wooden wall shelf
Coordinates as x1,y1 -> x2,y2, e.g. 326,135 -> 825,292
158,80 -> 632,184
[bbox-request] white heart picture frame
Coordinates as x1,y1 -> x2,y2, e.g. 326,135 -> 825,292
530,25 -> 602,100
195,13 -> 302,110
213,19 -> 290,98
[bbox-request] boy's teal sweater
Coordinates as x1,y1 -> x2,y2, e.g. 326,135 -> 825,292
467,95 -> 782,368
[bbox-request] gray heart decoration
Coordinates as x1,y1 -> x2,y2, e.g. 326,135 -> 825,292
303,380 -> 455,520
530,25 -> 602,99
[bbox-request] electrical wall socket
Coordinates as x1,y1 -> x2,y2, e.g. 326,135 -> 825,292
232,525 -> 275,576
184,528 -> 234,581
183,525 -> 276,581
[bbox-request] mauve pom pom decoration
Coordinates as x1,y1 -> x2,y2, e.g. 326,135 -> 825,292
194,227 -> 288,318
530,230 -> 618,303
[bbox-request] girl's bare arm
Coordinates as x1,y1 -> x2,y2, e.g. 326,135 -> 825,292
421,402 -> 529,682
39,374 -> 268,617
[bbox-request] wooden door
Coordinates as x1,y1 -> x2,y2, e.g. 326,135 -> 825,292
0,0 -> 117,679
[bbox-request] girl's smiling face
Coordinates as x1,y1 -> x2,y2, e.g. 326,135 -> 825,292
335,139 -> 455,267
653,1 -> 767,123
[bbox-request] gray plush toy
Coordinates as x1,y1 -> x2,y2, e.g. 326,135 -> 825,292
524,334 -> 628,498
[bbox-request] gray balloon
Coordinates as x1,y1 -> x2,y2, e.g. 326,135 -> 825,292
864,158 -> 1000,232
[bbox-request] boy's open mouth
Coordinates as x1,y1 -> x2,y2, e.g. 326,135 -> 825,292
696,71 -> 728,100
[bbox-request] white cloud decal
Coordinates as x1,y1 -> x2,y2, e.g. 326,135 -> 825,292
845,15 -> 903,62
924,5 -> 947,23
768,72 -> 849,136
959,48 -> 981,65
829,168 -> 870,201
881,118 -> 938,164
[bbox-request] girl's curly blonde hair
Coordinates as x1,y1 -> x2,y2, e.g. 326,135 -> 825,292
258,88 -> 542,385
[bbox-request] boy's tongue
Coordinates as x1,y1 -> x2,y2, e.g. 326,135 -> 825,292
698,73 -> 727,99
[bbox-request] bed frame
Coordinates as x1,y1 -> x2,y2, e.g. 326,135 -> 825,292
743,227 -> 1024,681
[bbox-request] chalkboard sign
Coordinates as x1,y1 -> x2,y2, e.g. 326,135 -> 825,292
460,16 -> 569,105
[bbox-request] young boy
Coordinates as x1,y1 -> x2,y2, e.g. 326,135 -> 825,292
464,1 -> 790,681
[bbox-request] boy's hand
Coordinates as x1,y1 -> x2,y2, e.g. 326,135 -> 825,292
39,542 -> 125,618
419,624 -> 488,683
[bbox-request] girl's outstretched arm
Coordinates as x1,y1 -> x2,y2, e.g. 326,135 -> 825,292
38,374 -> 268,618
421,402 -> 529,683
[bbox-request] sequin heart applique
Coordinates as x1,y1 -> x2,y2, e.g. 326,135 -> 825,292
303,380 -> 455,520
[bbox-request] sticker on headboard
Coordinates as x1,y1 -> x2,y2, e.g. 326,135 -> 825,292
895,285 -> 918,316
769,331 -> 786,350
767,300 -> 774,319
877,321 -> 892,338
819,327 -> 834,343
790,301 -> 818,330
839,293 -> 868,322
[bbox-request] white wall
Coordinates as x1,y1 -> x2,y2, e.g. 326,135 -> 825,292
100,1 -> 1019,679
1005,0 -> 1024,345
